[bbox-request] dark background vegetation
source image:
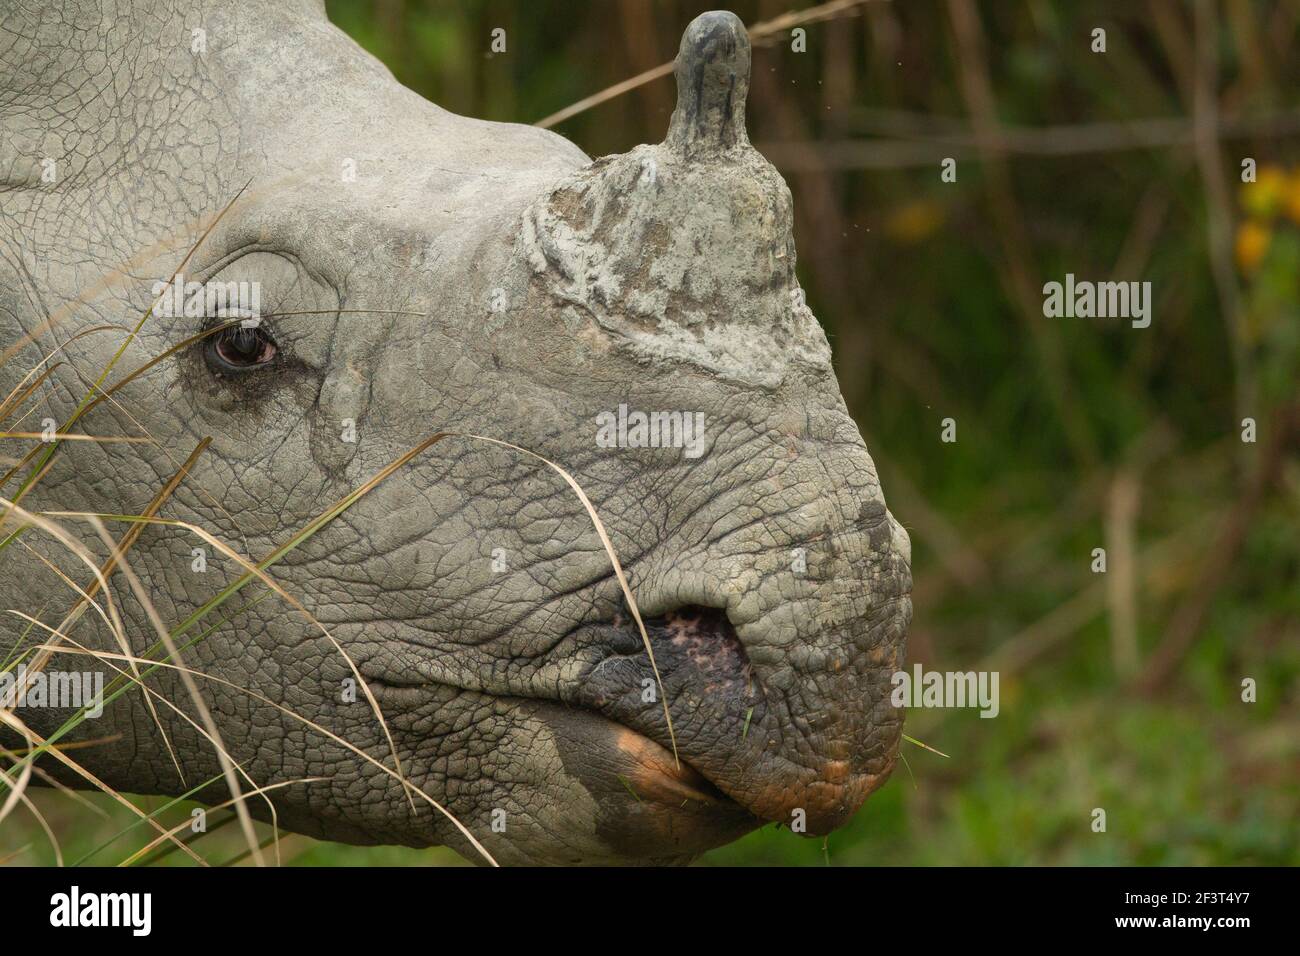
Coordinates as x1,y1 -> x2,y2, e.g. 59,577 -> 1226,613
13,0 -> 1299,866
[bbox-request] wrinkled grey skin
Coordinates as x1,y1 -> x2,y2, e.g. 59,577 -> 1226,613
0,1 -> 911,864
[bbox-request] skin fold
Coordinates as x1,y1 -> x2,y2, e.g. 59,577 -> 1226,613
0,2 -> 912,864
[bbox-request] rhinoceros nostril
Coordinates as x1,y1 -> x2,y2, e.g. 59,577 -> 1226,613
605,605 -> 753,683
656,605 -> 753,692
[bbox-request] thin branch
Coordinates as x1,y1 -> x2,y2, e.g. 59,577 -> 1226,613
534,0 -> 876,129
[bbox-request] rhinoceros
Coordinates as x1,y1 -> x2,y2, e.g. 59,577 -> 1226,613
0,1 -> 911,865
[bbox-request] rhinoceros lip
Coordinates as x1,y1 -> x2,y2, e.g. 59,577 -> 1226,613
594,712 -> 760,820
602,720 -> 740,809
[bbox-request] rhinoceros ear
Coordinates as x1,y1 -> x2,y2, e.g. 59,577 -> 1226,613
665,10 -> 751,159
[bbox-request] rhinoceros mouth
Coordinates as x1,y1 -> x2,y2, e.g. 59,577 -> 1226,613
572,603 -> 893,835
571,607 -> 768,808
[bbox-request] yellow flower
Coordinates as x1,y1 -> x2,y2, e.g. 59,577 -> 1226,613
1235,220 -> 1272,273
1241,165 -> 1287,219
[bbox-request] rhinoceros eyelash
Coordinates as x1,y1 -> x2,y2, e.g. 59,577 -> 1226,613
217,311 -> 345,345
199,314 -> 305,347
197,315 -> 269,340
199,307 -> 372,352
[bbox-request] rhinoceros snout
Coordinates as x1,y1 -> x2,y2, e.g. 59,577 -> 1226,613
556,426 -> 911,847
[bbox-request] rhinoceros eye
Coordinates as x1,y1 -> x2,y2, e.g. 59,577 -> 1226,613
207,323 -> 277,373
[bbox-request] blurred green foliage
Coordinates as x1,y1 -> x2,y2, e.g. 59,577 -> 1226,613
8,0 -> 1298,866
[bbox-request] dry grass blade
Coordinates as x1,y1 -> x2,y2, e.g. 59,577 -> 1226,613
14,614 -> 278,866
67,771 -> 227,867
2,735 -> 121,757
0,362 -> 65,424
902,733 -> 950,759
0,324 -> 123,422
8,746 -> 118,819
745,0 -> 871,39
0,500 -> 132,680
38,643 -> 500,867
10,516 -> 184,787
94,438 -> 211,593
118,777 -> 324,867
131,808 -> 238,867
0,845 -> 32,865
453,433 -> 680,767
2,442 -> 209,797
36,432 -> 466,851
535,62 -> 674,130
47,509 -> 413,818
87,516 -> 271,867
0,442 -> 55,519
1,780 -> 62,868
0,707 -> 207,865
49,431 -> 474,819
7,607 -> 178,795
0,766 -> 63,865
0,710 -> 36,828
0,433 -> 148,443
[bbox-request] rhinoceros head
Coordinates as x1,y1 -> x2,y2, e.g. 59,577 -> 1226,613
0,3 -> 910,864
